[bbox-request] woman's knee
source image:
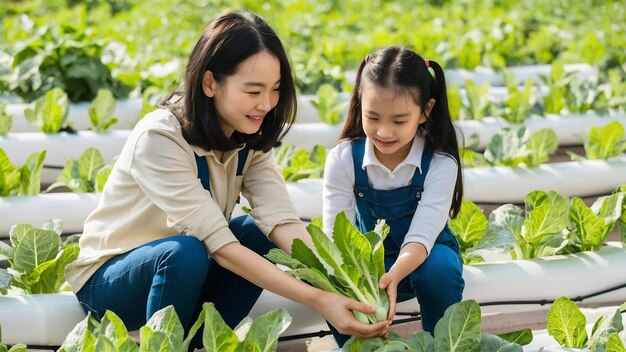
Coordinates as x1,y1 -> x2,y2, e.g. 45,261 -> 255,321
159,236 -> 209,274
229,216 -> 275,255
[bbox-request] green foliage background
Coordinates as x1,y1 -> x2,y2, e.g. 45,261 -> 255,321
1,0 -> 624,98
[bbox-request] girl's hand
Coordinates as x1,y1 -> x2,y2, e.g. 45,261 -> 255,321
379,272 -> 400,321
380,242 -> 428,321
314,291 -> 389,338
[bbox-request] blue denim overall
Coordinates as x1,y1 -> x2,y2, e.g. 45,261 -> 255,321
329,138 -> 465,347
76,148 -> 273,351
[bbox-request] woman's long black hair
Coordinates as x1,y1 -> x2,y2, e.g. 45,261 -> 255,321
340,46 -> 463,217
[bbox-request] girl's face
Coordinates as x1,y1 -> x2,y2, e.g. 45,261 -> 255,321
203,50 -> 281,137
360,80 -> 433,166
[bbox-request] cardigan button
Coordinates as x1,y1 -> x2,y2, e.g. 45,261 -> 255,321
358,192 -> 364,197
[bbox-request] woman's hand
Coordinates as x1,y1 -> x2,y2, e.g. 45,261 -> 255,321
378,272 -> 401,321
313,291 -> 390,338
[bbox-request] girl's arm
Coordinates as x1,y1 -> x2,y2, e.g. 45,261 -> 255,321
381,154 -> 458,319
379,242 -> 427,320
402,155 -> 458,254
211,240 -> 389,338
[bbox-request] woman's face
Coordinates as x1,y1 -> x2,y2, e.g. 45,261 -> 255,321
204,50 -> 281,137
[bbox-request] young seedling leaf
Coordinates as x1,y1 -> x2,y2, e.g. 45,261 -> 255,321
588,308 -> 624,351
434,300 -> 482,352
144,305 -> 184,348
480,333 -> 524,352
203,303 -> 239,352
235,308 -> 291,352
497,328 -> 533,346
546,297 -> 587,347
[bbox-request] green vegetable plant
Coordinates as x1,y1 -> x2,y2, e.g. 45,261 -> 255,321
565,79 -> 607,115
274,143 -> 326,182
546,296 -> 626,350
617,185 -> 626,247
569,120 -> 626,161
310,83 -> 348,125
447,200 -> 490,264
342,300 -> 531,352
0,219 -> 79,295
564,190 -> 625,253
46,148 -> 116,193
462,127 -> 558,168
23,88 -> 70,133
447,83 -> 463,121
449,186 -> 626,263
3,25 -> 132,103
540,62 -> 577,115
58,303 -> 292,352
265,211 -> 390,324
461,80 -> 492,120
497,73 -> 535,124
0,148 -> 46,196
601,69 -> 626,113
88,89 -> 118,132
0,103 -> 12,136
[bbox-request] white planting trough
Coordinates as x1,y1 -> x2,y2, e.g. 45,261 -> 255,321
463,154 -> 626,203
6,95 -> 338,132
3,112 -> 625,185
460,113 -> 626,150
345,63 -> 598,88
1,243 -> 624,346
0,193 -> 100,236
0,180 -> 321,237
2,153 -> 625,236
7,98 -> 143,133
0,130 -> 131,185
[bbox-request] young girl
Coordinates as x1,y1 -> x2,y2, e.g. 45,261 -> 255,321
64,11 -> 389,350
323,46 -> 465,346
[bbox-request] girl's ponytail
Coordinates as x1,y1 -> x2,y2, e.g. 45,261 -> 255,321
422,59 -> 464,218
339,58 -> 368,141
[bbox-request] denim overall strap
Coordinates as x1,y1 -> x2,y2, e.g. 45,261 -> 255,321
351,138 -> 427,254
351,138 -> 374,237
351,139 -> 458,254
195,153 -> 210,191
411,148 -> 431,189
351,138 -> 369,187
194,148 -> 249,192
236,148 -> 249,176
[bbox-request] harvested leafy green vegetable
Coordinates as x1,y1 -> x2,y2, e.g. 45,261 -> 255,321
266,211 -> 390,324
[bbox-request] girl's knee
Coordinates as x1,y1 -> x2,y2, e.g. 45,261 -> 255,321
411,246 -> 463,289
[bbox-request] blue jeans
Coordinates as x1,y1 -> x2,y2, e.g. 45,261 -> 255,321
328,243 -> 464,347
75,215 -> 274,343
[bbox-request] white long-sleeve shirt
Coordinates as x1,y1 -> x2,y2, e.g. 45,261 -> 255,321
322,136 -> 458,254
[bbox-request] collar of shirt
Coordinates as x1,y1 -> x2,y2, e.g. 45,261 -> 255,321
362,136 -> 424,174
190,144 -> 247,165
